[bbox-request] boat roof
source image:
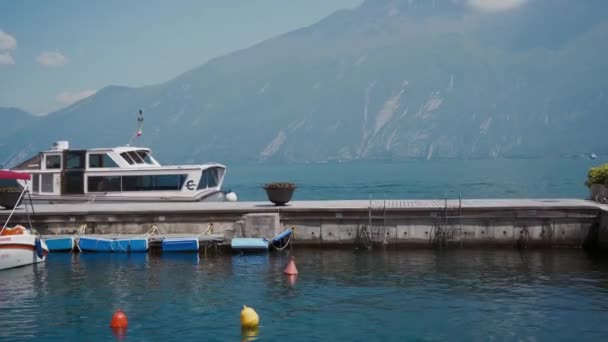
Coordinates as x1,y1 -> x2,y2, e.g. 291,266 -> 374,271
36,144 -> 226,169
42,145 -> 150,154
0,169 -> 31,180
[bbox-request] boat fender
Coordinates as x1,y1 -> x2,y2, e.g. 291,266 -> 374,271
35,238 -> 44,258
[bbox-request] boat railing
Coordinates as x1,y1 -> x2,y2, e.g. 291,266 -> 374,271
1,177 -> 35,235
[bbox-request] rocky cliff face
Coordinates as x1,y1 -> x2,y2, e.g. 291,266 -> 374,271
2,0 -> 607,165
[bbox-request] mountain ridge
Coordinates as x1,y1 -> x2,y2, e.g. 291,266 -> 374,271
2,0 -> 607,166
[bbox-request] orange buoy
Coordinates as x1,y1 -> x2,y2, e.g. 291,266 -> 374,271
110,309 -> 129,329
283,256 -> 298,275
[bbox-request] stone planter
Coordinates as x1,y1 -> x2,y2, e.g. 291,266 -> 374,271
264,183 -> 296,206
0,190 -> 23,210
589,184 -> 608,201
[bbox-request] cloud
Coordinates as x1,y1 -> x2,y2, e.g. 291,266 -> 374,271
0,29 -> 17,51
0,52 -> 14,65
467,0 -> 526,12
0,29 -> 16,65
37,50 -> 68,67
56,90 -> 97,106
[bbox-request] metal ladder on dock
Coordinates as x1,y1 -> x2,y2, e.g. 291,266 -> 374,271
356,197 -> 388,249
433,194 -> 463,248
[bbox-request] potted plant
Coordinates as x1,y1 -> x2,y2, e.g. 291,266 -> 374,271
263,182 -> 297,206
585,164 -> 608,202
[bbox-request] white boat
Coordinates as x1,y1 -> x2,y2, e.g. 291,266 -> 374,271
11,140 -> 238,203
0,170 -> 49,271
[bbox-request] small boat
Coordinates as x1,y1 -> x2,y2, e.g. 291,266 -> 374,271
0,170 -> 49,271
44,236 -> 75,252
78,236 -> 114,252
162,237 -> 199,252
231,238 -> 269,253
591,153 -> 598,160
231,228 -> 295,253
78,236 -> 149,253
112,238 -> 149,253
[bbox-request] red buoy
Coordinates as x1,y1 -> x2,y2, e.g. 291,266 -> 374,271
110,309 -> 129,329
283,256 -> 298,275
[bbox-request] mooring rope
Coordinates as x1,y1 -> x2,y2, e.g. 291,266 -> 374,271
195,223 -> 215,239
74,224 -> 87,252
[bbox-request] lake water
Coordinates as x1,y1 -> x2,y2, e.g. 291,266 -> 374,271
224,158 -> 601,201
1,250 -> 608,341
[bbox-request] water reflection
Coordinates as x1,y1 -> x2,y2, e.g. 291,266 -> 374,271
155,252 -> 200,265
241,326 -> 259,341
0,249 -> 607,341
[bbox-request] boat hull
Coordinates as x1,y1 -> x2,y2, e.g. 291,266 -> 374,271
44,237 -> 75,252
78,237 -> 149,252
25,190 -> 233,204
162,238 -> 199,252
78,237 -> 114,252
112,238 -> 149,252
0,235 -> 48,270
231,238 -> 269,253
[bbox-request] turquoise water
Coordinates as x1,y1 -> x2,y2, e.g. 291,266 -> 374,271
224,158 -> 601,201
1,250 -> 608,341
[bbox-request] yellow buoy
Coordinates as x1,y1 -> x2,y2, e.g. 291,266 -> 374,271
240,305 -> 260,329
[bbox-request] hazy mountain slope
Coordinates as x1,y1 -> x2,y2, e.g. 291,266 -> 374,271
3,0 -> 607,165
0,107 -> 39,166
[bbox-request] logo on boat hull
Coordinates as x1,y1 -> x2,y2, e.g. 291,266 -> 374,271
185,180 -> 196,191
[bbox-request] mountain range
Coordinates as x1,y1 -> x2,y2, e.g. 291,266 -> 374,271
2,0 -> 607,166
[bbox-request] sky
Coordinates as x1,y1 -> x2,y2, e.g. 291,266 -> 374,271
0,0 -> 363,115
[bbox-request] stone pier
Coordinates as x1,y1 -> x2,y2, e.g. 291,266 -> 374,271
1,199 -> 606,249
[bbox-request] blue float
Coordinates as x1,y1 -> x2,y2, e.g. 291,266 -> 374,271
161,237 -> 199,252
231,238 -> 269,253
112,238 -> 149,253
78,237 -> 149,252
78,237 -> 114,252
44,237 -> 75,252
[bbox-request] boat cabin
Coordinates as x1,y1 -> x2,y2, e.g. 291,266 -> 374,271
12,141 -> 226,200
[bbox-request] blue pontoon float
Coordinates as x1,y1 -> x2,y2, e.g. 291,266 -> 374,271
161,237 -> 199,252
78,237 -> 149,252
231,227 -> 294,253
44,237 -> 75,252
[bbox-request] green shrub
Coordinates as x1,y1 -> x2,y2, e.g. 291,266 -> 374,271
586,164 -> 608,187
264,182 -> 296,189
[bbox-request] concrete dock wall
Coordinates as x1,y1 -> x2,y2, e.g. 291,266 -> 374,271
598,210 -> 608,250
279,207 -> 597,248
0,199 -> 604,249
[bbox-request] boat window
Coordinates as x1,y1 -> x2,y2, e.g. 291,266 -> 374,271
88,176 -> 122,192
89,153 -> 119,168
32,173 -> 40,192
198,167 -> 221,189
122,174 -> 187,191
66,151 -> 86,169
120,152 -> 136,165
136,151 -> 154,164
41,174 -> 54,193
0,179 -> 20,188
63,171 -> 84,194
46,155 -> 62,169
127,151 -> 145,164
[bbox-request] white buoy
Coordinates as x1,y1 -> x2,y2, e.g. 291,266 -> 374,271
225,192 -> 238,202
